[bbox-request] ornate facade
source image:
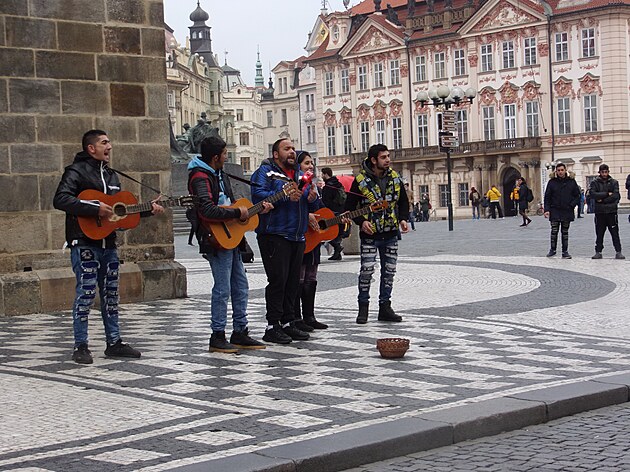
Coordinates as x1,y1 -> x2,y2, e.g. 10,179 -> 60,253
306,0 -> 630,217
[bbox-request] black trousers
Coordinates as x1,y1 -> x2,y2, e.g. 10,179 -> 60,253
594,213 -> 622,253
257,234 -> 305,325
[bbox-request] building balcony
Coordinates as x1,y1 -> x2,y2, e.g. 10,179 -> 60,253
321,137 -> 542,166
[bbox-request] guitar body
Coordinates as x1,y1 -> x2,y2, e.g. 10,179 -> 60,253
77,190 -> 141,240
205,198 -> 260,250
305,207 -> 339,253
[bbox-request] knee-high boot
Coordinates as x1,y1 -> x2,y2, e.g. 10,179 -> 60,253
302,281 -> 328,329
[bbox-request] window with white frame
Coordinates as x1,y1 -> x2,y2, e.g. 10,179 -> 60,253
526,101 -> 539,137
557,97 -> 571,134
524,37 -> 537,66
305,93 -> 315,111
458,183 -> 469,207
415,55 -> 426,81
236,109 -> 244,121
482,106 -> 495,141
502,41 -> 515,69
374,62 -> 384,87
417,114 -> 429,147
454,49 -> 466,76
582,28 -> 595,58
307,125 -> 316,144
389,59 -> 400,85
584,94 -> 598,132
266,110 -> 273,127
439,184 -> 448,207
239,132 -> 249,146
358,65 -> 368,90
392,117 -> 402,149
480,44 -> 493,72
503,104 -> 516,138
434,52 -> 445,79
555,32 -> 568,61
419,185 -> 429,197
342,123 -> 352,154
327,126 -> 336,155
375,119 -> 386,144
456,110 -> 468,143
167,91 -> 175,108
324,71 -> 334,96
281,108 -> 287,126
241,156 -> 250,172
340,68 -> 350,94
360,121 -> 370,152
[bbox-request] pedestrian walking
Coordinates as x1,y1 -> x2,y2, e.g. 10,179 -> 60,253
589,164 -> 625,259
404,183 -> 416,230
345,144 -> 409,324
516,178 -> 532,227
418,193 -> 430,222
469,187 -> 481,220
543,163 -> 580,258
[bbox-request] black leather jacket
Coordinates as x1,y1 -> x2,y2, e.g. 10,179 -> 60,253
589,175 -> 620,214
53,151 -> 121,248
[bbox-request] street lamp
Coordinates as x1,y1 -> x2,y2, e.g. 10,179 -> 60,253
416,85 -> 476,231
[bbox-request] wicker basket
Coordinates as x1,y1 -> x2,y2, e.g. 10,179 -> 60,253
376,338 -> 410,359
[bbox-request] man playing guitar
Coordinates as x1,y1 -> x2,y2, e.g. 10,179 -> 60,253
251,138 -> 321,344
188,136 -> 271,353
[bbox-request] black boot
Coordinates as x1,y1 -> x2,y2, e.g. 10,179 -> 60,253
378,301 -> 402,322
328,241 -> 343,261
356,303 -> 369,324
302,281 -> 328,329
292,283 -> 314,332
209,331 -> 239,353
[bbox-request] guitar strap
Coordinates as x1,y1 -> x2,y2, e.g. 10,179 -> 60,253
223,172 -> 261,187
108,167 -> 168,197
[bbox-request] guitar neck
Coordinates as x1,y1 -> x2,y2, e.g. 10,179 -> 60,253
248,187 -> 290,217
126,199 -> 179,214
322,205 -> 374,227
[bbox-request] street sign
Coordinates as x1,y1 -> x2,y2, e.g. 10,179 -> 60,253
440,134 -> 459,148
439,110 -> 456,133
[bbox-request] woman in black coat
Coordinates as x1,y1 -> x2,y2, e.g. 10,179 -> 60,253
517,178 -> 532,226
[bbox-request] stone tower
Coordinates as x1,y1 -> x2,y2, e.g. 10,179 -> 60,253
0,0 -> 186,316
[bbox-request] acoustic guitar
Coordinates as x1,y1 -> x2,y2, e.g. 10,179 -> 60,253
77,190 -> 195,240
204,180 -> 298,250
304,201 -> 389,253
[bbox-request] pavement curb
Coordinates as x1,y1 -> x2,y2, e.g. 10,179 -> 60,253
168,373 -> 630,472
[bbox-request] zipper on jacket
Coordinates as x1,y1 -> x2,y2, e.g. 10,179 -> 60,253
100,162 -> 107,249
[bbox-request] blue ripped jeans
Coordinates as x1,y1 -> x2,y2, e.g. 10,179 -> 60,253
358,236 -> 398,305
70,246 -> 121,347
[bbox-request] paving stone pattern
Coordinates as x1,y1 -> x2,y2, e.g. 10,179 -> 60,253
1,215 -> 629,471
343,402 -> 630,472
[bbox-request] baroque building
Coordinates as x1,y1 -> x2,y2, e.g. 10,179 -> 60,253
307,0 -> 630,217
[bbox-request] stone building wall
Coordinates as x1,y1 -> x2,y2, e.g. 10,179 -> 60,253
0,0 -> 186,316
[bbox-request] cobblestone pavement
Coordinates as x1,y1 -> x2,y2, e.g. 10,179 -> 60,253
343,402 -> 630,472
1,214 -> 629,471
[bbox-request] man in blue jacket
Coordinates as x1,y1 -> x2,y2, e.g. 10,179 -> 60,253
251,138 -> 320,344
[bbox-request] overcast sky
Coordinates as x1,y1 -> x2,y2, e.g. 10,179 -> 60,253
163,0 -> 355,85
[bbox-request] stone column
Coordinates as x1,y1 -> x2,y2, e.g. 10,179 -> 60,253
0,0 -> 186,316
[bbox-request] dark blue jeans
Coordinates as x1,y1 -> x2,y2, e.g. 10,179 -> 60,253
70,246 -> 121,347
358,236 -> 398,305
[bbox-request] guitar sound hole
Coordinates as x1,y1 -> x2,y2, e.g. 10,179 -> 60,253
113,204 -> 127,217
318,220 -> 327,230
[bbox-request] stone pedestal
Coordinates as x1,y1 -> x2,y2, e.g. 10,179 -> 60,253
344,226 -> 361,255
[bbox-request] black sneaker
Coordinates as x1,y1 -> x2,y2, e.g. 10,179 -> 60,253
616,252 -> 626,260
262,325 -> 292,344
282,324 -> 310,341
592,252 -> 603,259
546,250 -> 556,257
72,344 -> 93,365
293,319 -> 314,332
328,253 -> 342,261
104,339 -> 141,358
562,252 -> 572,259
304,318 -> 328,330
230,328 -> 266,350
209,331 -> 239,353
377,302 -> 402,322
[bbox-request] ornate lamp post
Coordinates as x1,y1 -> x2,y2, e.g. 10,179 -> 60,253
416,86 -> 476,231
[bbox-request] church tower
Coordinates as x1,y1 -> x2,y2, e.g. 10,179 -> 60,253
254,48 -> 265,88
188,1 -> 217,67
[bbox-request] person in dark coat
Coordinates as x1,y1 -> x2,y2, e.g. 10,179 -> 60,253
589,163 -> 625,259
516,178 -> 532,227
543,162 -> 580,259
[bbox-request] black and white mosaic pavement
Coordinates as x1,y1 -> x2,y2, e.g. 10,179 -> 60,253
1,216 -> 629,471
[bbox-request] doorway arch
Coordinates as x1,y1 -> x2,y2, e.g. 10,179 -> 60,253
501,167 -> 521,217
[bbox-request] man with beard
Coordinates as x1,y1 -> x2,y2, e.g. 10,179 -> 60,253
251,138 -> 321,344
344,144 -> 410,324
320,166 -> 346,260
543,163 -> 579,258
589,164 -> 625,259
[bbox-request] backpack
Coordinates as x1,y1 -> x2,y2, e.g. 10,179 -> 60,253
527,188 -> 534,203
333,186 -> 347,207
480,196 -> 490,207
